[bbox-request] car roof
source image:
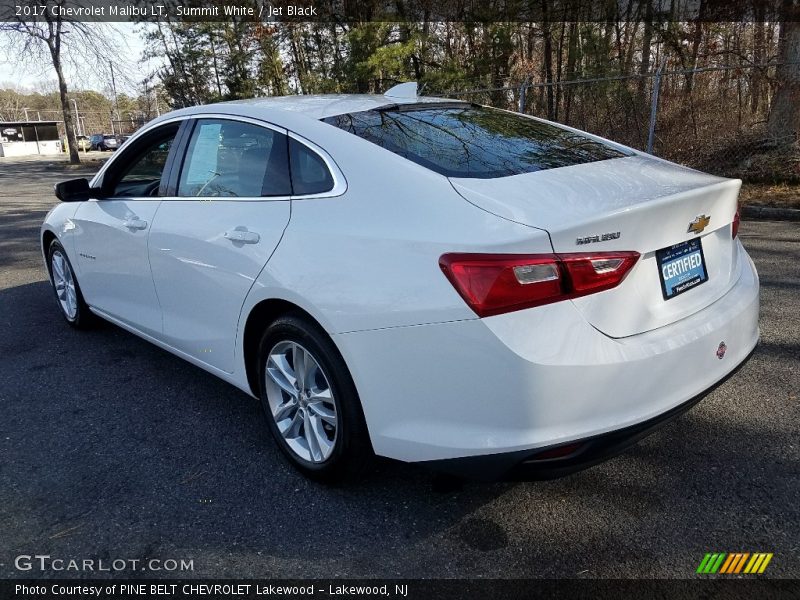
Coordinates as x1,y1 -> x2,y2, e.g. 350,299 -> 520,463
138,93 -> 471,146
190,94 -> 461,121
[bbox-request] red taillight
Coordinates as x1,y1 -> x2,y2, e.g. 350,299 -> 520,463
732,208 -> 740,239
439,251 -> 640,318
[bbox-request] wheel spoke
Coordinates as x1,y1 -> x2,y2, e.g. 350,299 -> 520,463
306,414 -> 333,461
307,400 -> 336,426
292,344 -> 307,390
272,397 -> 297,421
66,286 -> 77,313
305,361 -> 321,389
266,354 -> 298,398
278,409 -> 303,440
52,255 -> 64,280
308,386 -> 332,402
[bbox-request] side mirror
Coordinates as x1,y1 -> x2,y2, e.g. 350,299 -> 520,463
54,178 -> 90,202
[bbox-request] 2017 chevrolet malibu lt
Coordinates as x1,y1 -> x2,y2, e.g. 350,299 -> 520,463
42,84 -> 759,481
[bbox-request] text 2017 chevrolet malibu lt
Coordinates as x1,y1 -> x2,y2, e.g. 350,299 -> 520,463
42,84 -> 759,481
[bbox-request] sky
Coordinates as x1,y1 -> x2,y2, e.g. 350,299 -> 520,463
0,23 -> 156,95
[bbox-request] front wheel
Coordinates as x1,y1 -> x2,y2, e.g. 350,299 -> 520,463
258,314 -> 373,482
47,240 -> 94,329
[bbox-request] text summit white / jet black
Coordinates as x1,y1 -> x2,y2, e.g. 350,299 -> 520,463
42,83 -> 759,481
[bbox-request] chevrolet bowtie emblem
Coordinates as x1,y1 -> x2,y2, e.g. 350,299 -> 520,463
688,214 -> 711,234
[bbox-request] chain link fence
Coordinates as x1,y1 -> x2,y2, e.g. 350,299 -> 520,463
443,63 -> 799,183
12,109 -> 152,140
8,63 -> 799,181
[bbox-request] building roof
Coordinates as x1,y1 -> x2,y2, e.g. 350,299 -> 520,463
0,121 -> 59,126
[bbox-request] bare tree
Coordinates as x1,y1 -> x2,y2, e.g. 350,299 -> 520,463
0,1 -> 120,163
768,0 -> 800,138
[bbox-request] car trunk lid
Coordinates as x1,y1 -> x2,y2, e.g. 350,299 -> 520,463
450,155 -> 742,338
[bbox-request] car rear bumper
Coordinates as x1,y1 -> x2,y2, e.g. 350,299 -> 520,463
426,344 -> 756,480
336,246 -> 759,471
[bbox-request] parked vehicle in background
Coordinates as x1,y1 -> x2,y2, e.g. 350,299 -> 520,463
41,85 -> 759,482
89,134 -> 119,151
61,135 -> 91,152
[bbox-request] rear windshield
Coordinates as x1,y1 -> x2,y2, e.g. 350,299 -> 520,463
322,105 -> 631,179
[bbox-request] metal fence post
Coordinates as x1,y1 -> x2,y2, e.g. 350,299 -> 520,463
518,78 -> 529,113
646,59 -> 666,154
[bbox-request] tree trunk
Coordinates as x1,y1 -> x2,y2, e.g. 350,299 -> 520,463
541,1 -> 554,120
564,21 -> 578,124
47,30 -> 79,164
637,0 -> 653,112
768,3 -> 800,138
554,15 -> 566,120
685,2 -> 706,94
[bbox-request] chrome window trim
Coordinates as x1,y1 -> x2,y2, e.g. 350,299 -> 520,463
154,196 -> 293,203
91,113 -> 347,202
286,131 -> 348,200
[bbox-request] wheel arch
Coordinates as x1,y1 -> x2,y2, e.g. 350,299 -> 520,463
41,228 -> 58,267
241,297 -> 338,399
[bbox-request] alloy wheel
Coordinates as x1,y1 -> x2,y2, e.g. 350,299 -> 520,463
264,341 -> 338,463
51,250 -> 78,320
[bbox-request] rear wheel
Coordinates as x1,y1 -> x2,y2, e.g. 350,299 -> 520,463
47,240 -> 94,329
258,314 -> 372,481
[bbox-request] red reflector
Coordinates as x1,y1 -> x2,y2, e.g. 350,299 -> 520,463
732,208 -> 741,239
439,251 -> 639,317
530,443 -> 584,461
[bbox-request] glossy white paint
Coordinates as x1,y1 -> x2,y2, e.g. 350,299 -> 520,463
452,156 -> 742,337
148,199 -> 290,373
338,245 -> 758,461
72,199 -> 163,336
41,94 -> 760,466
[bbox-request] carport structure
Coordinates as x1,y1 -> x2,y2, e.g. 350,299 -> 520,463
0,121 -> 61,157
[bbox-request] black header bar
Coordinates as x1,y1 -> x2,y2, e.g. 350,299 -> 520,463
1,0 -> 798,23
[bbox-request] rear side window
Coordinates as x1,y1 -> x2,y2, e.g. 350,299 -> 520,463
322,105 -> 631,179
178,119 -> 292,197
289,138 -> 334,195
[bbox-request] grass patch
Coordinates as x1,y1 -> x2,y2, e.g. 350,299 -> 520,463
739,182 -> 800,209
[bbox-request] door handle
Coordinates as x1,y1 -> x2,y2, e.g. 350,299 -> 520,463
224,229 -> 260,244
124,218 -> 148,230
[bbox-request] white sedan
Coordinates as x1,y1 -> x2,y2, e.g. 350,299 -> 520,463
41,84 -> 759,481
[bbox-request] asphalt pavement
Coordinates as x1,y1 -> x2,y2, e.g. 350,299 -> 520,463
0,157 -> 798,579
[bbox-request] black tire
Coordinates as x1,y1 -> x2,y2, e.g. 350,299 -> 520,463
257,313 -> 373,482
46,239 -> 94,329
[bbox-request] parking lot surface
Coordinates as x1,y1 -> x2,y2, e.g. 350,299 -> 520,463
0,156 -> 798,578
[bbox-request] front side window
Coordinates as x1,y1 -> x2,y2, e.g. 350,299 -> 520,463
178,119 -> 292,197
110,126 -> 178,197
323,105 -> 631,179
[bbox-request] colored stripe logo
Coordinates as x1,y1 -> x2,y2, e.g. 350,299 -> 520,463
697,552 -> 773,574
